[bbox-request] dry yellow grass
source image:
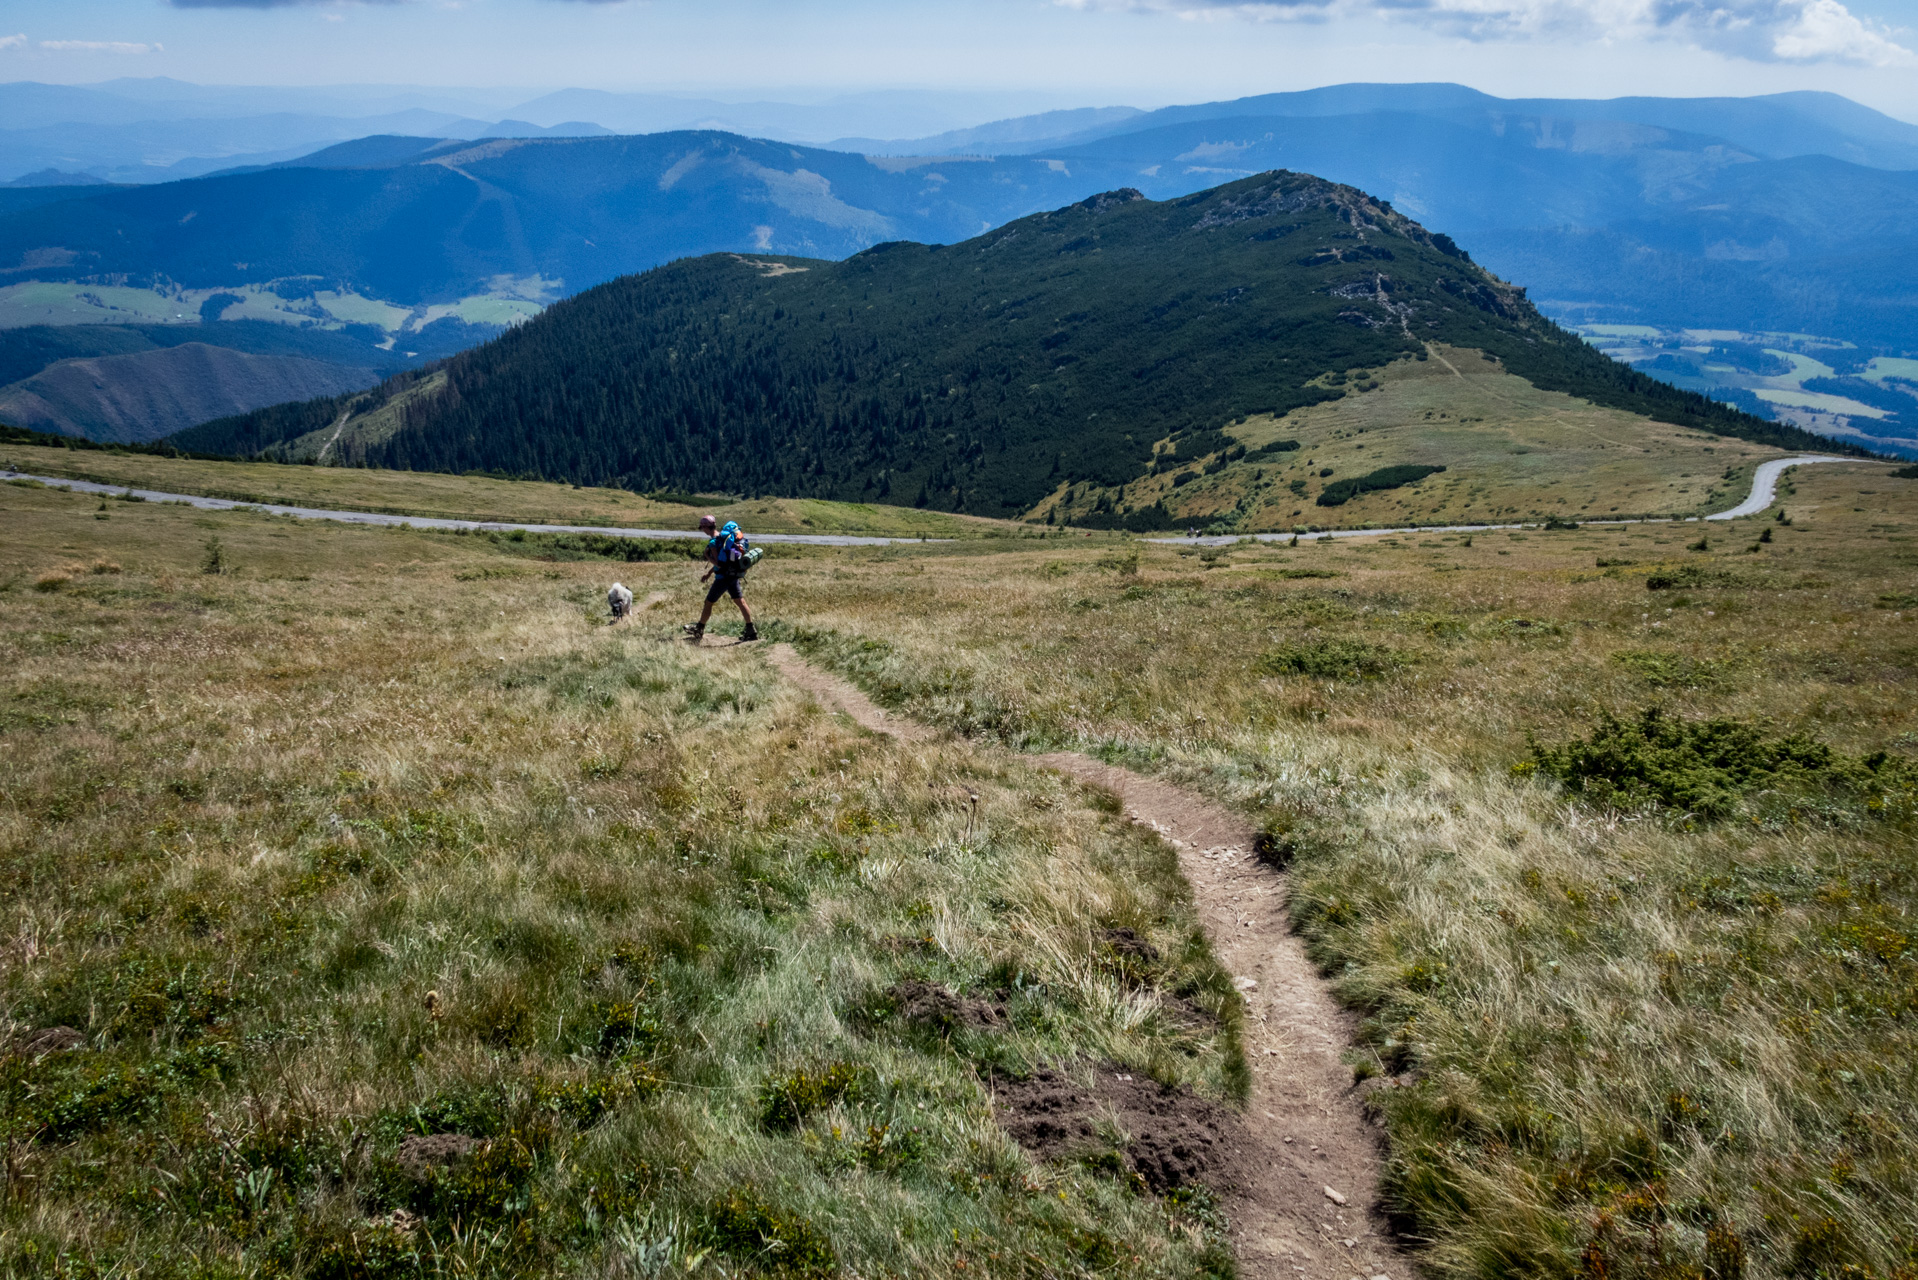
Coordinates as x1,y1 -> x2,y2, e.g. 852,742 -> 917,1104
6,453 -> 1916,1279
754,460 -> 1918,1278
1037,346 -> 1797,530
0,479 -> 1241,1277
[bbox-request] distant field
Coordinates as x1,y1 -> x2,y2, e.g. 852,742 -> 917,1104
0,279 -> 548,337
1045,345 -> 1795,530
0,442 -> 1017,538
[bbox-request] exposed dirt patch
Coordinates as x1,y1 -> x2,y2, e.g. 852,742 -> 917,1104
394,1133 -> 479,1175
886,978 -> 1004,1033
1103,925 -> 1161,963
13,1026 -> 85,1056
992,1064 -> 1245,1196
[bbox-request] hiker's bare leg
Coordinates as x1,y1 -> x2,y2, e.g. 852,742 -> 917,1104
697,600 -> 716,626
736,598 -> 753,624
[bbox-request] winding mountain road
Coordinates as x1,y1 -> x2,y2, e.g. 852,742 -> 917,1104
1149,453 -> 1853,546
1703,454 -> 1845,520
0,452 -> 1853,549
0,468 -> 938,546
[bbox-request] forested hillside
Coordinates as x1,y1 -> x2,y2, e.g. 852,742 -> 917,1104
181,171 -> 1845,518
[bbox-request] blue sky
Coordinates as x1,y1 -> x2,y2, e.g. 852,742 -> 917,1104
2,0 -> 1914,122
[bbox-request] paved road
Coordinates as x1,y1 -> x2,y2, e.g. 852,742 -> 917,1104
0,453 -> 1855,548
1146,454 -> 1853,546
0,470 -> 942,546
1703,454 -> 1845,520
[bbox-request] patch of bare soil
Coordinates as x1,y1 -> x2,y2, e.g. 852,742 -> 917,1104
885,978 -> 1004,1033
992,1064 -> 1245,1196
765,652 -> 1415,1280
12,1026 -> 85,1057
394,1133 -> 479,1175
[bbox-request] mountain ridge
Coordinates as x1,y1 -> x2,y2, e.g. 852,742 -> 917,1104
176,172 -> 1854,525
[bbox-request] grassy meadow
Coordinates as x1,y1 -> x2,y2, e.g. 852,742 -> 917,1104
0,478 -> 1242,1277
1039,347 -> 1796,532
0,443 -> 1006,540
4,452 -> 1917,1279
755,459 -> 1918,1279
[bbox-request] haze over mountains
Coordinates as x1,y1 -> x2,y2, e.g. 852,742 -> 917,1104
0,80 -> 1086,186
1,78 -> 1914,451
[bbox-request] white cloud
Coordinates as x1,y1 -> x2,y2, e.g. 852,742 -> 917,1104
1058,0 -> 1914,64
0,33 -> 26,50
40,39 -> 164,53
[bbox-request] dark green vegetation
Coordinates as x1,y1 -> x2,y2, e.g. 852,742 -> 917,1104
1254,638 -> 1405,679
191,172 -> 1839,515
1525,706 -> 1916,819
0,420 -> 222,460
1316,464 -> 1446,507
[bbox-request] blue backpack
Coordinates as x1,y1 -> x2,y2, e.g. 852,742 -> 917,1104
714,522 -> 762,572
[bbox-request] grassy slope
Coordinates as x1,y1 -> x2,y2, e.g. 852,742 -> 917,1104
0,443 -> 1010,539
0,482 -> 1239,1277
8,459 -> 1917,1277
1043,345 -> 1794,530
747,462 -> 1918,1279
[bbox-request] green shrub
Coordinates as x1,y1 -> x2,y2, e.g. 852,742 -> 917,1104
1316,464 -> 1446,507
760,1062 -> 862,1131
1256,639 -> 1405,680
703,1187 -> 836,1276
591,998 -> 663,1058
1645,564 -> 1743,590
1528,706 -> 1915,819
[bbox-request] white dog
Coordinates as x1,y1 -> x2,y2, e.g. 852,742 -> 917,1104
607,582 -> 633,621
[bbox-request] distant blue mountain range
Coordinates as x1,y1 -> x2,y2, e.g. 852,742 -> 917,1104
0,80 -> 1912,442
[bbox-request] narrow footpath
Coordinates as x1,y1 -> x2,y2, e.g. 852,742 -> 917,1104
760,643 -> 1410,1280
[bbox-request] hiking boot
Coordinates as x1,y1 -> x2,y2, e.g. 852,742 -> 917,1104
681,622 -> 704,641
740,623 -> 759,642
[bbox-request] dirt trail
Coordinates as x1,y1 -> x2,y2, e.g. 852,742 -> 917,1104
760,642 -> 1412,1280
763,644 -> 934,742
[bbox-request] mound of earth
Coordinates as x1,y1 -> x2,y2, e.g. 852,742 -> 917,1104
884,979 -> 1004,1033
990,1064 -> 1246,1196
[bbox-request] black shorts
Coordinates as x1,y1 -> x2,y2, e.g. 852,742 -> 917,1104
705,573 -> 744,603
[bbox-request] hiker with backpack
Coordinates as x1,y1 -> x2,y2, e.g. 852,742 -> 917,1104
683,514 -> 760,642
